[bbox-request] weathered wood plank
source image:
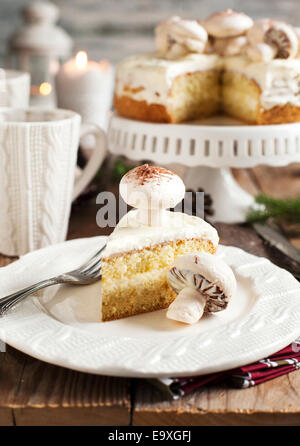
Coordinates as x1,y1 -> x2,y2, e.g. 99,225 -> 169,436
0,342 -> 131,426
0,256 -> 17,267
0,257 -> 22,426
14,406 -> 129,426
0,408 -> 13,426
0,347 -> 26,426
133,377 -> 300,425
251,164 -> 300,199
215,222 -> 269,257
13,358 -> 131,425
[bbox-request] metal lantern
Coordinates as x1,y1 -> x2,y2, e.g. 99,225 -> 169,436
7,1 -> 73,107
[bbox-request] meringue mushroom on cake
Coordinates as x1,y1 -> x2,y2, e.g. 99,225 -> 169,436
155,16 -> 208,59
114,10 -> 300,125
246,19 -> 274,46
167,252 -> 237,325
264,22 -> 298,59
119,164 -> 185,226
100,165 -> 219,322
247,20 -> 299,60
202,9 -> 253,38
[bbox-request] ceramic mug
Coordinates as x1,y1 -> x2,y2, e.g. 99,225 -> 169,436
0,69 -> 30,107
0,108 -> 106,256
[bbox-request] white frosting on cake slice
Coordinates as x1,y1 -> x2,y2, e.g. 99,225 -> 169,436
115,52 -> 222,106
103,210 -> 219,258
224,55 -> 300,110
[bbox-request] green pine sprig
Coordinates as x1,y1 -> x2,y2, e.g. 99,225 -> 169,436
247,194 -> 300,224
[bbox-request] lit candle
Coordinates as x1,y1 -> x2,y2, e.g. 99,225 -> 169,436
55,51 -> 114,129
30,80 -> 56,108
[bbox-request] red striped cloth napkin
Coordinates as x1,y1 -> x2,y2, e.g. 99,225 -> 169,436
152,338 -> 300,399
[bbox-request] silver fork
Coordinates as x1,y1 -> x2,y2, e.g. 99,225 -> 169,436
0,243 -> 106,316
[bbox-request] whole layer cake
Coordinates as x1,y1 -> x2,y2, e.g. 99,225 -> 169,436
101,165 -> 219,321
114,10 -> 300,124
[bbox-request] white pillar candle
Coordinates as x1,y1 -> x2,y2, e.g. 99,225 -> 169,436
55,51 -> 114,129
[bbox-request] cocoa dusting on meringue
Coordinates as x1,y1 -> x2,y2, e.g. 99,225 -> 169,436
125,164 -> 175,186
120,164 -> 185,226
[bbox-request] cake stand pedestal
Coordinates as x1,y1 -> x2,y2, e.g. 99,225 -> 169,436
108,115 -> 300,223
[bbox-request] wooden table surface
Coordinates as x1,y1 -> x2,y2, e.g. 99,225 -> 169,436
0,163 -> 299,426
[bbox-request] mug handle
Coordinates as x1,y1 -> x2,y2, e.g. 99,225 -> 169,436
72,123 -> 107,201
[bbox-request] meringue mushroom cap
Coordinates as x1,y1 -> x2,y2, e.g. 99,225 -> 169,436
155,16 -> 178,54
170,252 -> 237,300
247,19 -> 274,45
264,22 -> 299,59
203,9 -> 253,38
119,164 -> 185,210
155,16 -> 208,57
171,17 -> 208,43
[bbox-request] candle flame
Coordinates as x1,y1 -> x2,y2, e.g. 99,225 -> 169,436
39,82 -> 52,96
76,51 -> 88,69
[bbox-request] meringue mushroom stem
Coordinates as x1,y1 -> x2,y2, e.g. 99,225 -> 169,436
135,208 -> 166,226
167,288 -> 207,324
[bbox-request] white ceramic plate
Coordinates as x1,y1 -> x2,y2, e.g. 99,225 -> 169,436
0,236 -> 300,378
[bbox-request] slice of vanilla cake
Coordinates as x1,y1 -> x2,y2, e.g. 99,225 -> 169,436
101,165 -> 219,321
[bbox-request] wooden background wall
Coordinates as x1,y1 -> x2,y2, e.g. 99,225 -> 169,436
1,0 -> 300,63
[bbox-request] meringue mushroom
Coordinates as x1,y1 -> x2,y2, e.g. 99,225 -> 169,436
167,252 -> 237,325
264,22 -> 298,59
155,16 -> 208,59
119,164 -> 185,226
202,9 -> 253,38
213,35 -> 248,57
246,20 -> 298,60
247,19 -> 274,45
246,42 -> 277,62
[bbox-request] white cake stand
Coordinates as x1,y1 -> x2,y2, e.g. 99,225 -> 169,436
108,114 -> 300,223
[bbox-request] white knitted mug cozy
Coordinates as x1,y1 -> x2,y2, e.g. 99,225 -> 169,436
0,108 -> 106,256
